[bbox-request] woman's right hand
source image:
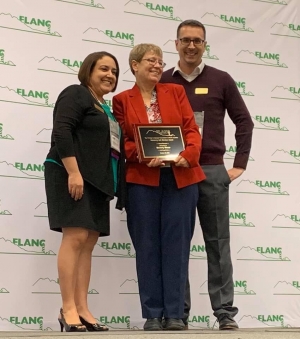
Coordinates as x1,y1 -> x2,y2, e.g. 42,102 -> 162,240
68,172 -> 84,201
146,158 -> 165,167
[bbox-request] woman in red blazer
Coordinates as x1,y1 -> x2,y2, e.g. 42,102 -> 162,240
113,43 -> 205,331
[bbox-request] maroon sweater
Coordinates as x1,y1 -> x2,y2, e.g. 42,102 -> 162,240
160,65 -> 254,169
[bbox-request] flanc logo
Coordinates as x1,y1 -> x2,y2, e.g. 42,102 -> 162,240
55,0 -> 104,8
271,149 -> 300,165
93,241 -> 135,258
188,315 -> 211,329
32,277 -> 99,295
38,57 -> 82,75
119,278 -> 138,295
0,237 -> 55,256
236,179 -> 289,196
82,28 -> 134,48
0,161 -> 44,180
229,212 -> 255,227
36,128 -> 52,144
235,81 -> 254,96
0,86 -> 54,107
0,316 -> 53,331
224,145 -> 254,161
252,115 -> 288,131
271,22 -> 300,39
199,279 -> 256,295
201,12 -> 254,32
237,314 -> 291,328
0,13 -> 61,37
237,246 -> 291,261
253,0 -> 287,5
272,214 -> 300,229
274,280 -> 300,295
97,315 -> 138,330
163,40 -> 219,60
0,199 -> 12,216
271,86 -> 300,101
236,50 -> 288,68
0,49 -> 15,66
34,202 -> 48,218
190,244 -> 206,260
0,123 -> 14,140
124,1 -> 181,21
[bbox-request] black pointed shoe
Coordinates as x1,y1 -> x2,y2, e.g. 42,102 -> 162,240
143,318 -> 163,331
58,309 -> 86,332
218,314 -> 239,330
79,316 -> 109,331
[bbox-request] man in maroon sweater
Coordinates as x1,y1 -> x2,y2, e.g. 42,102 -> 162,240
161,20 -> 254,330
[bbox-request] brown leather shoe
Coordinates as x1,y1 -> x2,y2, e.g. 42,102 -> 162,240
218,314 -> 239,330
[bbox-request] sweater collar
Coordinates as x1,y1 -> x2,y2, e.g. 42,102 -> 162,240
172,61 -> 205,78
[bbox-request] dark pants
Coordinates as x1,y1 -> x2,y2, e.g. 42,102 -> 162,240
126,168 -> 198,319
184,164 -> 238,320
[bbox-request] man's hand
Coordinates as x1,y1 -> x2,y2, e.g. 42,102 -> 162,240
227,167 -> 245,182
174,155 -> 190,168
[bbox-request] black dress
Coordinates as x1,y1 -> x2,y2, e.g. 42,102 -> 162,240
44,84 -> 121,237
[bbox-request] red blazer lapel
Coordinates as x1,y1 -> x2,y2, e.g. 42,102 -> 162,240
156,84 -> 174,124
128,84 -> 148,123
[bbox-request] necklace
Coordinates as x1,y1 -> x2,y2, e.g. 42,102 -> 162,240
88,87 -> 106,105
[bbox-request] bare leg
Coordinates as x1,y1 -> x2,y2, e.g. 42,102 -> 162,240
75,230 -> 99,323
58,227 -> 88,325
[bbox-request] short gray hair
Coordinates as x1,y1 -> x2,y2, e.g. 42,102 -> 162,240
129,43 -> 162,75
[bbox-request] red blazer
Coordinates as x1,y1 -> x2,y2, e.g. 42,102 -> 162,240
113,83 -> 206,189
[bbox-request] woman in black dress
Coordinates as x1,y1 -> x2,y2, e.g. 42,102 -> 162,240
44,52 -> 123,332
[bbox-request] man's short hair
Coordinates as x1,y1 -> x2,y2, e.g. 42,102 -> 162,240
78,51 -> 119,92
129,43 -> 163,75
177,20 -> 206,40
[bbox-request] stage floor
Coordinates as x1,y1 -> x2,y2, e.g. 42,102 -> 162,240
0,328 -> 300,339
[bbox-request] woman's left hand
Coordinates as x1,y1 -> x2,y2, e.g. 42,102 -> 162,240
174,155 -> 190,168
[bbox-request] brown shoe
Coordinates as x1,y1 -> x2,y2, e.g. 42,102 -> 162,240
218,314 -> 239,330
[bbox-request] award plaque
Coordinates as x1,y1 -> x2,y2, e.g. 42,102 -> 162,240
133,124 -> 185,163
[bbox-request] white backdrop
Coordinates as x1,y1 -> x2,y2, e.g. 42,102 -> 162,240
0,0 -> 299,331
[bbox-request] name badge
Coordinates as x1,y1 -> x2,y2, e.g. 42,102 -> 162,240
195,88 -> 208,94
109,119 -> 120,153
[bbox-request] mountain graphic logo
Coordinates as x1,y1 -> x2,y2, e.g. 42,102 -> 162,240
236,179 -> 289,196
0,288 -> 9,293
271,86 -> 300,101
55,0 -> 104,8
224,152 -> 254,162
36,128 -> 51,144
0,13 -> 61,37
34,202 -> 48,218
32,277 -> 99,294
237,315 -> 291,328
0,49 -> 15,66
272,214 -> 300,229
38,57 -> 78,75
271,22 -> 300,39
252,116 -> 288,131
162,40 -> 219,60
0,86 -> 54,107
235,82 -> 254,96
0,199 -> 12,216
236,50 -> 287,68
0,123 -> 14,140
124,0 -> 182,21
273,281 -> 300,295
229,213 -> 255,227
271,150 -> 300,165
0,237 -> 55,256
82,28 -> 134,47
187,315 -> 211,329
92,242 -> 135,258
253,0 -> 287,4
96,316 -> 139,330
119,279 -> 138,295
122,69 -> 135,84
0,161 -> 44,180
201,13 -> 254,32
190,244 -> 207,260
237,246 -> 290,261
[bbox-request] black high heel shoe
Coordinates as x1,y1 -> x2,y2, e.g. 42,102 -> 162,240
79,315 -> 109,331
58,308 -> 86,332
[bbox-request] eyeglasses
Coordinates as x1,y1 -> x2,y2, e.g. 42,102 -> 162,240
141,58 -> 166,68
179,38 -> 205,46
